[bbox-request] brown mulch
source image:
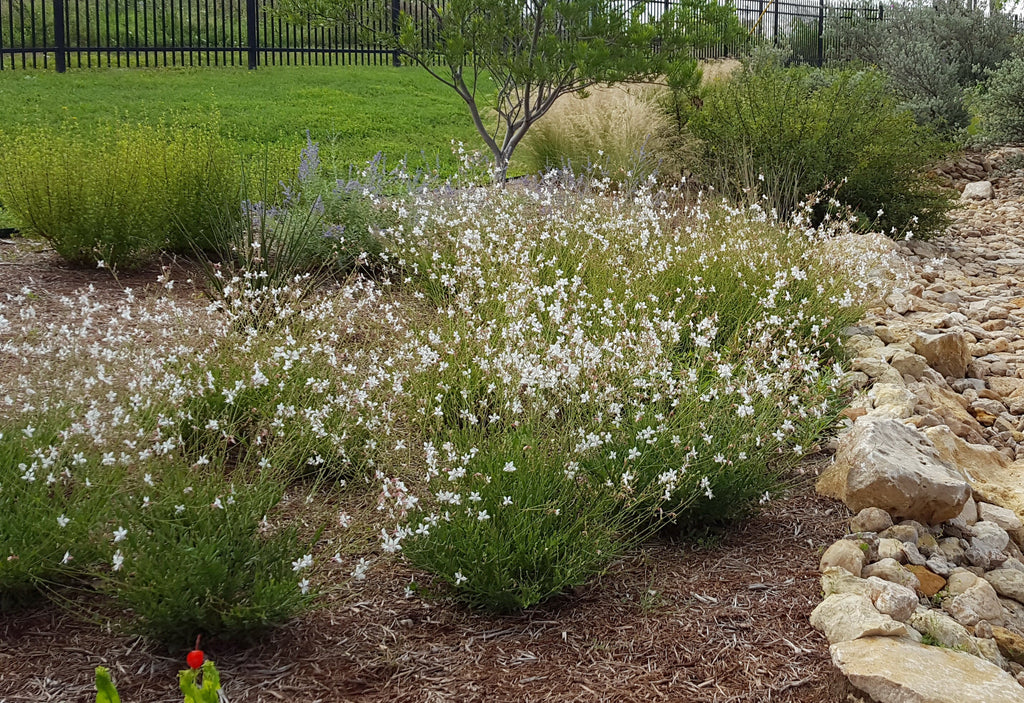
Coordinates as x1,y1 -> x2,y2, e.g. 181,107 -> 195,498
1,481 -> 854,703
0,236 -> 855,703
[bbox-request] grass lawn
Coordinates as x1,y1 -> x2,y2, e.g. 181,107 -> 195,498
0,64 -> 484,176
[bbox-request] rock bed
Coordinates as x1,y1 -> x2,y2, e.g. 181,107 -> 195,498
811,148 -> 1024,703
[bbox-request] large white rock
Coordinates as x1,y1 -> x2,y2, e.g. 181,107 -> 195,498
961,181 -> 995,200
831,637 -> 1024,703
810,593 -> 907,644
817,419 -> 971,523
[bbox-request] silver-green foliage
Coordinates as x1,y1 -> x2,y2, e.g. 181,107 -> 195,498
973,44 -> 1024,144
828,0 -> 1018,133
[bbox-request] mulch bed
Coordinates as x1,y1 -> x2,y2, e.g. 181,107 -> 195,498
0,237 -> 856,703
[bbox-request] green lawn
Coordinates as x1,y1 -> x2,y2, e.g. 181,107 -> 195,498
0,65 -> 484,177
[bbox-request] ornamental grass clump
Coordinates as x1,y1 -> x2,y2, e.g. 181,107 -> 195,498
0,122 -> 239,269
520,83 -> 687,187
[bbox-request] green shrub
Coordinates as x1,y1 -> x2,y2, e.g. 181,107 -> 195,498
102,464 -> 313,647
827,0 -> 1018,133
403,429 -> 655,612
0,421 -> 119,609
0,122 -> 239,269
687,62 -> 955,237
972,46 -> 1024,144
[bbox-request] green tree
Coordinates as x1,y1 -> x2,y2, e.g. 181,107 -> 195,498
279,0 -> 743,179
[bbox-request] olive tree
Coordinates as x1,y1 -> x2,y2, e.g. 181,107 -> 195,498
279,0 -> 743,179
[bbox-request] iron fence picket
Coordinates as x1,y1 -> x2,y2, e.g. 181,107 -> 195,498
0,0 -> 1019,71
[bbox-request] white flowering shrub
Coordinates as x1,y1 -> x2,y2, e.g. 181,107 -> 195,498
0,422 -> 120,608
101,463 -> 312,646
0,159 -> 893,621
375,178 -> 877,607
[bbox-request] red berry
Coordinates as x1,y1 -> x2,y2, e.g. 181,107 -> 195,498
186,649 -> 204,669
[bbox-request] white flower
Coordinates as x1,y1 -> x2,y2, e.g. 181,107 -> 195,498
174,504 -> 186,514
299,578 -> 311,595
56,514 -> 69,528
338,512 -> 352,528
501,496 -> 513,506
143,473 -> 154,486
502,461 -> 516,472
22,425 -> 35,438
211,497 -> 224,509
477,510 -> 490,521
112,550 -> 124,572
112,527 -> 128,543
292,554 -> 313,572
454,571 -> 468,586
61,551 -> 72,565
351,557 -> 371,580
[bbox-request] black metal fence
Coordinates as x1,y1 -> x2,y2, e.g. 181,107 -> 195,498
0,0 -> 1021,71
0,0 -> 434,69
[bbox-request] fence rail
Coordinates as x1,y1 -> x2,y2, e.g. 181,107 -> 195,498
0,0 -> 1021,71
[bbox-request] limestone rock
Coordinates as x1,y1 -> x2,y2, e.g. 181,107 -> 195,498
810,593 -> 908,644
962,181 -> 995,200
817,419 -> 970,523
946,578 -> 1004,626
863,558 -> 922,592
926,426 -> 1024,520
822,566 -> 872,598
890,351 -> 929,380
868,576 -> 920,622
967,521 -> 1011,569
948,569 -> 980,596
992,625 -> 1024,666
878,538 -> 907,562
821,539 -> 867,577
851,507 -> 894,534
908,608 -> 1006,668
912,330 -> 972,378
986,569 -> 1024,604
831,637 -> 1024,703
978,503 -> 1024,532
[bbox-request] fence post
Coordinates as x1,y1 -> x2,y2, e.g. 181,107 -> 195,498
247,0 -> 259,69
817,0 -> 825,66
391,0 -> 401,66
52,0 -> 66,73
878,2 -> 883,21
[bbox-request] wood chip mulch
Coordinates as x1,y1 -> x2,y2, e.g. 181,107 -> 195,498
1,478 -> 856,703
